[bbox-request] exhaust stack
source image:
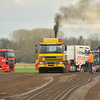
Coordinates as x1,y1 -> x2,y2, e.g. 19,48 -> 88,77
54,21 -> 59,38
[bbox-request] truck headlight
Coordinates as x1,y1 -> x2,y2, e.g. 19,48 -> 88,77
56,56 -> 61,58
57,62 -> 64,64
39,62 -> 46,64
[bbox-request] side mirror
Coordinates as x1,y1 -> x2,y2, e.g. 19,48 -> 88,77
35,45 -> 38,53
65,46 -> 67,51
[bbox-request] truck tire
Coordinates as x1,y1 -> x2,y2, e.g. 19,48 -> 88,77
62,68 -> 66,73
39,68 -> 42,73
59,68 -> 64,73
39,68 -> 47,73
60,68 -> 66,73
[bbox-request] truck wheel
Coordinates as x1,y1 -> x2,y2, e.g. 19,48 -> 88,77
39,68 -> 46,73
62,68 -> 65,73
59,68 -> 63,73
61,68 -> 66,73
80,67 -> 85,72
39,68 -> 42,73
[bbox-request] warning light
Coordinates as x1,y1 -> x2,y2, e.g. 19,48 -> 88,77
44,38 -> 58,42
41,40 -> 43,42
58,39 -> 62,42
61,56 -> 63,60
38,56 -> 41,61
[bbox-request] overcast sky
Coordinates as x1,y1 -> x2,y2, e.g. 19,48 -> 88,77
0,0 -> 100,39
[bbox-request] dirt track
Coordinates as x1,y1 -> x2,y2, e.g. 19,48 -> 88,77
0,72 -> 100,100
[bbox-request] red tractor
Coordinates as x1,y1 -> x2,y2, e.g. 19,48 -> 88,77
0,49 -> 16,72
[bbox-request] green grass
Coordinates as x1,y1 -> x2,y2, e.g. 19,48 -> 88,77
15,65 -> 35,66
14,63 -> 38,73
14,68 -> 39,73
15,63 -> 35,68
15,63 -> 35,67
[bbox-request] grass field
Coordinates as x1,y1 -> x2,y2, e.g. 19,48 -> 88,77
14,63 -> 39,73
15,63 -> 35,68
14,68 -> 39,73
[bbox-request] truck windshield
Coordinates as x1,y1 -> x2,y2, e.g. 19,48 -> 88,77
6,51 -> 14,58
0,52 -> 5,57
39,45 -> 63,53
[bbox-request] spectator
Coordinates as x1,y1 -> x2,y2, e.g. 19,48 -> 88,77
87,51 -> 94,74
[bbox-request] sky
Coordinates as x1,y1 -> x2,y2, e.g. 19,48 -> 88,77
0,0 -> 100,39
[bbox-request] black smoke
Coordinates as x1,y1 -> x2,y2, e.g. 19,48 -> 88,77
54,0 -> 100,38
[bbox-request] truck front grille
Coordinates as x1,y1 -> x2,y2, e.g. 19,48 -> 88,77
45,56 -> 56,58
10,65 -> 14,69
41,56 -> 62,61
48,65 -> 54,66
8,60 -> 15,64
48,62 -> 55,64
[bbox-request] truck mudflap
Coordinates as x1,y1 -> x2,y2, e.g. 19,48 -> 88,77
92,65 -> 94,72
35,60 -> 38,70
66,60 -> 70,70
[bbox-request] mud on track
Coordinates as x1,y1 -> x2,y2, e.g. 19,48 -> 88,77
0,72 -> 100,100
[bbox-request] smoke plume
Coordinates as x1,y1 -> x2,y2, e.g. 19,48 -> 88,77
54,0 -> 100,38
54,14 -> 64,38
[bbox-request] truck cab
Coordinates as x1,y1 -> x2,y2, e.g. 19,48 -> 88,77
0,49 -> 16,72
35,38 -> 66,73
64,45 -> 90,72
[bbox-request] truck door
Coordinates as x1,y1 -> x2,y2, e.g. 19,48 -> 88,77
0,51 -> 6,67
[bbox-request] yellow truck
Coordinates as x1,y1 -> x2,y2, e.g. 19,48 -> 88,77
35,38 -> 67,73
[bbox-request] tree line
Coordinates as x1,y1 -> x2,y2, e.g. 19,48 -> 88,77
0,28 -> 100,63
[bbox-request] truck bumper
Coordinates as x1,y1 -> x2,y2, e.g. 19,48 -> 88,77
1,65 -> 15,72
38,64 -> 65,68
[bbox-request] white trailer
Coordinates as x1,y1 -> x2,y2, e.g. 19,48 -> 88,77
64,45 -> 90,72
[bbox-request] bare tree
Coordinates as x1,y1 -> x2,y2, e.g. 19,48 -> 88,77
77,36 -> 84,45
8,28 -> 100,62
87,33 -> 100,50
0,38 -> 10,49
9,28 -> 64,63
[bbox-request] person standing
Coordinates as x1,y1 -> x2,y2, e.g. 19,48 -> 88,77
87,51 -> 94,74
